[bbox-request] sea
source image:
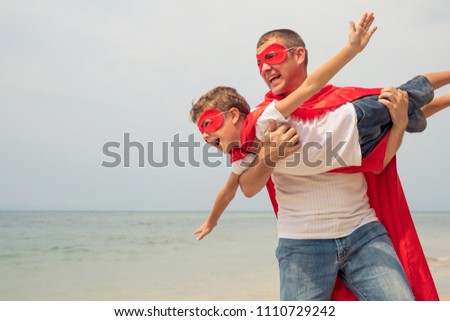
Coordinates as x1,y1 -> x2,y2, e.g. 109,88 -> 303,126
0,211 -> 449,301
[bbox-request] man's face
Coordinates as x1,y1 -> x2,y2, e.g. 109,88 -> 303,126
256,37 -> 306,96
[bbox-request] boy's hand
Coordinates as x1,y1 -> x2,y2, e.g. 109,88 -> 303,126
349,12 -> 377,53
194,221 -> 217,240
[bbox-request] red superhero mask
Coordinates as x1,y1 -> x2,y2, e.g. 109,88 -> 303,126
256,43 -> 295,73
197,108 -> 225,134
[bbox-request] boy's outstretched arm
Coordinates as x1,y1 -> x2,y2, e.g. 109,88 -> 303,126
276,12 -> 377,118
194,173 -> 240,240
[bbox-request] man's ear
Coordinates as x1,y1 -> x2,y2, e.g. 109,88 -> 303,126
229,107 -> 241,124
295,47 -> 307,65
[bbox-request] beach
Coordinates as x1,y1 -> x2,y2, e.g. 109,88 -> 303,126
0,211 -> 449,301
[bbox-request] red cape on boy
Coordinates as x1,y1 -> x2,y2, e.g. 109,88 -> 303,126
249,85 -> 439,301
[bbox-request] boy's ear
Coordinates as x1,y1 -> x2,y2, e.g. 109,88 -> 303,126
229,107 -> 241,124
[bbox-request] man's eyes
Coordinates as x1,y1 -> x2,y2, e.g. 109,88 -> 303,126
257,52 -> 278,65
265,51 -> 276,60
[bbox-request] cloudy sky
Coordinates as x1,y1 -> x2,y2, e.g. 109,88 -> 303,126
1,0 -> 449,212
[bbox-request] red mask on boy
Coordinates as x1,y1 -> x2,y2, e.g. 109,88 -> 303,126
197,109 -> 225,134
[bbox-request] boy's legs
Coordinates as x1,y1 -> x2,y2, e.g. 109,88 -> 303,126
339,222 -> 415,301
354,75 -> 434,157
353,96 -> 392,157
402,71 -> 450,119
397,75 -> 434,132
276,238 -> 339,300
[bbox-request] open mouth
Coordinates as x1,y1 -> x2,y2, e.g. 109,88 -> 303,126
268,74 -> 281,84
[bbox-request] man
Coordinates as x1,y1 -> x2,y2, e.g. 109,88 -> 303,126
238,26 -> 438,300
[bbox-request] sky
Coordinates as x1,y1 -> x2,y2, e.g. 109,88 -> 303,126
1,0 -> 449,212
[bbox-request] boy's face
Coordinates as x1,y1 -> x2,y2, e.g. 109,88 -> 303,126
197,108 -> 242,154
257,37 -> 306,96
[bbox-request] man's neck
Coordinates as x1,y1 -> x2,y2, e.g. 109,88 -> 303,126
280,72 -> 308,97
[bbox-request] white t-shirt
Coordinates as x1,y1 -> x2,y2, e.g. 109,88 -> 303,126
256,100 -> 362,175
232,101 -> 362,175
234,101 -> 377,239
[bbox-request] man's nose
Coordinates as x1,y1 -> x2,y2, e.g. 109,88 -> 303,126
202,132 -> 210,141
260,62 -> 272,73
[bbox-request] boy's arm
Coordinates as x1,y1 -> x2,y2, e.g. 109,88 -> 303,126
378,88 -> 408,170
194,172 -> 240,240
276,12 -> 377,118
240,122 -> 301,197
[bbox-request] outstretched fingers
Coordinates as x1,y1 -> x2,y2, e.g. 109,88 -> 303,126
358,12 -> 374,30
348,11 -> 378,51
349,20 -> 356,33
359,12 -> 377,36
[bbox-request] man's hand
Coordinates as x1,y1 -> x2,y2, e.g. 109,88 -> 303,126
238,121 -> 301,198
379,87 -> 409,131
261,120 -> 301,167
349,12 -> 377,53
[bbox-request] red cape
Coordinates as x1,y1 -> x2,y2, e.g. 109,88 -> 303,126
256,85 -> 439,301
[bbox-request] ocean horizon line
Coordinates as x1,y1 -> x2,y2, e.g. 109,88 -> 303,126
1,209 -> 449,214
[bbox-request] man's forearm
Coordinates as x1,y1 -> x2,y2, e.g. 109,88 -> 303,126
378,87 -> 408,170
382,125 -> 405,169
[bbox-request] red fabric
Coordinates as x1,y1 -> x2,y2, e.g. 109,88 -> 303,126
264,84 -> 381,120
256,43 -> 291,73
197,108 -> 225,134
259,86 -> 439,301
231,104 -> 272,163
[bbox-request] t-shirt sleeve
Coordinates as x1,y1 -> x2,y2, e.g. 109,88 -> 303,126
231,153 -> 257,175
255,100 -> 288,140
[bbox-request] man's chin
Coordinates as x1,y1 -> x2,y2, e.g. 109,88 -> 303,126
269,82 -> 285,96
270,87 -> 284,96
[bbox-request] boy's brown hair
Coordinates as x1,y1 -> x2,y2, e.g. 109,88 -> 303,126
190,86 -> 251,123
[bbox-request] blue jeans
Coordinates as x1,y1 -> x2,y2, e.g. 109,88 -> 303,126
353,75 -> 434,157
275,221 -> 415,301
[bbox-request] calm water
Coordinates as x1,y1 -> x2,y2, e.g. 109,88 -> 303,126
0,211 -> 448,300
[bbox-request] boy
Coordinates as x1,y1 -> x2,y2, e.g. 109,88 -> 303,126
191,14 -> 450,240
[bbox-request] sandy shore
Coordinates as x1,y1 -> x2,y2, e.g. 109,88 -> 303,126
440,294 -> 450,301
